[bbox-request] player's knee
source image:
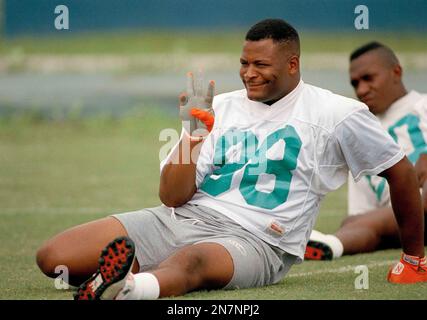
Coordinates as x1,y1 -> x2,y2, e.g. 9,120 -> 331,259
177,245 -> 230,290
340,215 -> 360,228
161,248 -> 206,289
180,250 -> 205,287
36,242 -> 64,278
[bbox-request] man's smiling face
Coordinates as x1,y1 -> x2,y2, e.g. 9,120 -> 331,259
240,38 -> 298,105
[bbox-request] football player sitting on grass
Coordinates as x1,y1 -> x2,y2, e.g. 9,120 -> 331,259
306,42 -> 427,283
36,20 -> 426,300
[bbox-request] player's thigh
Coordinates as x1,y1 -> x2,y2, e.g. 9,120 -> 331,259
36,216 -> 132,276
195,236 -> 293,290
112,206 -> 195,272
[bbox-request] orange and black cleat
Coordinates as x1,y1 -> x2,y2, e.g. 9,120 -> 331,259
304,240 -> 333,261
74,236 -> 136,300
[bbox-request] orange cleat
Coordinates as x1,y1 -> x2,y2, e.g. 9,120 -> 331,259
387,253 -> 427,284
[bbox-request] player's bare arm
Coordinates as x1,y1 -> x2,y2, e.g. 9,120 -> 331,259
414,153 -> 427,212
378,156 -> 427,283
415,154 -> 427,185
159,136 -> 204,207
379,156 -> 425,257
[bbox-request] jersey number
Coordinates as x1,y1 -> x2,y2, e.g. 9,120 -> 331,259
200,126 -> 302,210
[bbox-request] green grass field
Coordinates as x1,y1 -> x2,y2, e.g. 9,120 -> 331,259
1,111 -> 426,300
2,30 -> 427,55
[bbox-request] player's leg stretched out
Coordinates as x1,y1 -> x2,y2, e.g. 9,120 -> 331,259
37,200 -> 296,300
74,236 -> 234,300
305,207 -> 427,283
305,205 -> 427,261
305,207 -> 404,260
36,210 -> 238,300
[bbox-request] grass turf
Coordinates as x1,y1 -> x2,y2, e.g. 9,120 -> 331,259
0,112 -> 426,300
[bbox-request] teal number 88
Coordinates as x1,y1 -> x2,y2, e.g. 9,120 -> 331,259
200,126 -> 302,210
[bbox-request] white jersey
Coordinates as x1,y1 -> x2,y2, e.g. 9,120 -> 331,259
161,80 -> 404,262
348,91 -> 427,216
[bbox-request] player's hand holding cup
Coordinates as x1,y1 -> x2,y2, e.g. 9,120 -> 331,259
179,71 -> 215,140
387,253 -> 427,284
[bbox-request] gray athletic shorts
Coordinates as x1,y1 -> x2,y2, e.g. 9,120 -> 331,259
111,203 -> 297,290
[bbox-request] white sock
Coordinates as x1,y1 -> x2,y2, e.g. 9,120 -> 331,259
325,234 -> 344,258
310,230 -> 344,259
117,272 -> 160,300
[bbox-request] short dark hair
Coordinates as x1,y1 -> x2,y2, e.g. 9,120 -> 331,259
350,41 -> 387,61
350,41 -> 399,66
246,18 -> 299,45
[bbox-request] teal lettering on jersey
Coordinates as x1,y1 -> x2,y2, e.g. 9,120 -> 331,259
366,175 -> 386,202
239,126 -> 302,209
200,129 -> 258,196
200,126 -> 302,209
388,114 -> 427,163
365,113 -> 427,202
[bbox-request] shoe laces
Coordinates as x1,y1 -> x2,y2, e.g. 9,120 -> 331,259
402,253 -> 427,271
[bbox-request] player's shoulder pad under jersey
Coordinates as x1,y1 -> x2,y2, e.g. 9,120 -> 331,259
413,92 -> 427,122
211,89 -> 246,123
212,89 -> 246,111
299,83 -> 368,131
414,92 -> 427,109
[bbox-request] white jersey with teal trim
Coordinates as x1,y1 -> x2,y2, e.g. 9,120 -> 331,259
161,80 -> 404,262
348,91 -> 427,216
